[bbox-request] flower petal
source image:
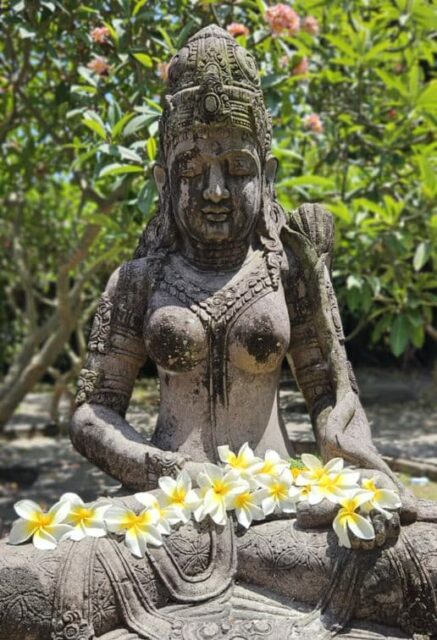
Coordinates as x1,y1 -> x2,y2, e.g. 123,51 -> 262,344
49,524 -> 74,541
49,500 -> 71,524
373,489 -> 401,510
59,492 -> 83,506
33,528 -> 57,551
83,522 -> 108,538
125,528 -> 146,558
236,507 -> 251,529
217,445 -> 231,464
8,519 -> 36,545
135,492 -> 159,509
347,513 -> 375,541
158,476 -> 176,497
301,454 -> 322,471
143,525 -> 163,547
333,515 -> 351,548
324,457 -> 344,473
14,500 -> 42,521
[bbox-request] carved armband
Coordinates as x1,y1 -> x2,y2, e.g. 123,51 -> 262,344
144,447 -> 191,488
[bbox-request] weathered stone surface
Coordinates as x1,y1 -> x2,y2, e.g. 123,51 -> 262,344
1,24 -> 436,640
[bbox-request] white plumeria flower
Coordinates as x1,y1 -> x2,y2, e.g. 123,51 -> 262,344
296,454 -> 345,486
155,470 -> 200,524
258,469 -> 297,515
229,490 -> 265,529
333,492 -> 375,548
59,493 -> 110,541
218,442 -> 257,472
360,477 -> 401,517
197,463 -> 249,526
104,503 -> 164,558
250,449 -> 288,482
134,492 -> 179,534
305,468 -> 361,505
8,499 -> 72,550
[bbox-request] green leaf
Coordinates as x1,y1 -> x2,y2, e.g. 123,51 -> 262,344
122,114 -> 153,137
413,241 -> 431,271
82,116 -> 107,140
389,315 -> 410,357
325,35 -> 358,60
111,113 -> 135,140
99,163 -> 144,177
132,53 -> 153,68
146,137 -> 157,161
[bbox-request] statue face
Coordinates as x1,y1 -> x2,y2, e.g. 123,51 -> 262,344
165,127 -> 262,244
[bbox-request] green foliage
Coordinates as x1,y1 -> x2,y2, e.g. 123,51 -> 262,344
0,0 -> 435,369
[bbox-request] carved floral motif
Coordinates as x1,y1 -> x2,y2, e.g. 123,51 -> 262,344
51,610 -> 93,640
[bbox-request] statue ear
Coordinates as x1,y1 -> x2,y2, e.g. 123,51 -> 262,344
265,156 -> 278,194
153,164 -> 167,200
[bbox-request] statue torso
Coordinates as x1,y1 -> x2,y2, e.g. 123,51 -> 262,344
144,251 -> 292,461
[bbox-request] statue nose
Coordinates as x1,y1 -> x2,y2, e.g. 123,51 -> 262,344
203,163 -> 230,203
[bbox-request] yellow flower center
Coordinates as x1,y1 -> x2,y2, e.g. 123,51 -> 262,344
123,510 -> 152,529
70,507 -> 93,526
35,512 -> 54,527
270,483 -> 287,500
362,478 -> 378,493
212,480 -> 228,496
342,499 -> 358,515
290,468 -> 301,480
171,488 -> 187,505
234,492 -> 251,509
228,453 -> 249,469
260,460 -> 274,475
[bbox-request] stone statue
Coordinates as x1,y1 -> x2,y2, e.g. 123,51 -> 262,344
1,25 -> 436,640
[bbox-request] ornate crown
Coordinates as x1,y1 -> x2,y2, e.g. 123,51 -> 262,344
159,25 -> 272,159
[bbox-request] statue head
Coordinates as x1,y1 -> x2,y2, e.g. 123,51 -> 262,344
136,25 -> 285,280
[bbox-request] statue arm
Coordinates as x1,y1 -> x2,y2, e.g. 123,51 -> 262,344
70,260 -> 190,490
283,204 -> 415,519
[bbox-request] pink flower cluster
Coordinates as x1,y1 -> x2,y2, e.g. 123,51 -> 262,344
265,4 -> 300,35
90,26 -> 110,44
87,56 -> 110,76
227,23 -> 250,38
304,113 -> 323,134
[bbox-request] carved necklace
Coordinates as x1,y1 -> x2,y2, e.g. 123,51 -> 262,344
151,250 -> 278,451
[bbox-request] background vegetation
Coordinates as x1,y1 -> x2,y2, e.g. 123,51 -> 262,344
0,0 -> 436,430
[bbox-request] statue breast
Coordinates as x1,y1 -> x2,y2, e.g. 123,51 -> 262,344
144,285 -> 290,375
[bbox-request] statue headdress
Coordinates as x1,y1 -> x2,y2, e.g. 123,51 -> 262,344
159,25 -> 272,160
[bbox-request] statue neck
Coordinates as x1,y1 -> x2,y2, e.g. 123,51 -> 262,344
178,236 -> 254,271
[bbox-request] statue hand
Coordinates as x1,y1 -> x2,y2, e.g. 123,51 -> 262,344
296,468 -> 402,549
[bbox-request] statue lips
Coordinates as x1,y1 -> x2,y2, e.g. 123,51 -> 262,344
201,206 -> 233,223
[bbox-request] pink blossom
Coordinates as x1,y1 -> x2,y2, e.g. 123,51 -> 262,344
157,62 -> 169,82
292,57 -> 309,76
87,56 -> 110,76
226,23 -> 250,38
387,108 -> 398,120
265,4 -> 300,35
302,16 -> 319,36
90,26 -> 111,44
304,113 -> 323,134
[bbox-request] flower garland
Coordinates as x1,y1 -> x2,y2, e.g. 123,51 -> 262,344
7,444 -> 401,558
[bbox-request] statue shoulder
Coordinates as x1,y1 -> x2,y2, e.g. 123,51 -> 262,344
105,257 -> 153,301
284,202 -> 335,262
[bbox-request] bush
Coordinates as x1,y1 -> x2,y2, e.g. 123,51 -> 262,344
0,0 -> 435,422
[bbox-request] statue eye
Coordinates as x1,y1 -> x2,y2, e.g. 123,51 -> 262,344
227,155 -> 257,177
175,160 -> 203,178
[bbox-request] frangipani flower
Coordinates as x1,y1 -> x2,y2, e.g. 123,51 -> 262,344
296,454 -> 344,485
104,503 -> 163,558
229,490 -> 265,529
250,449 -> 288,481
361,477 -> 401,516
8,499 -> 72,550
305,468 -> 360,505
333,492 -> 375,548
218,442 -> 257,473
196,464 -> 249,526
60,493 -> 110,541
134,491 -> 180,533
258,469 -> 297,515
155,470 -> 199,523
